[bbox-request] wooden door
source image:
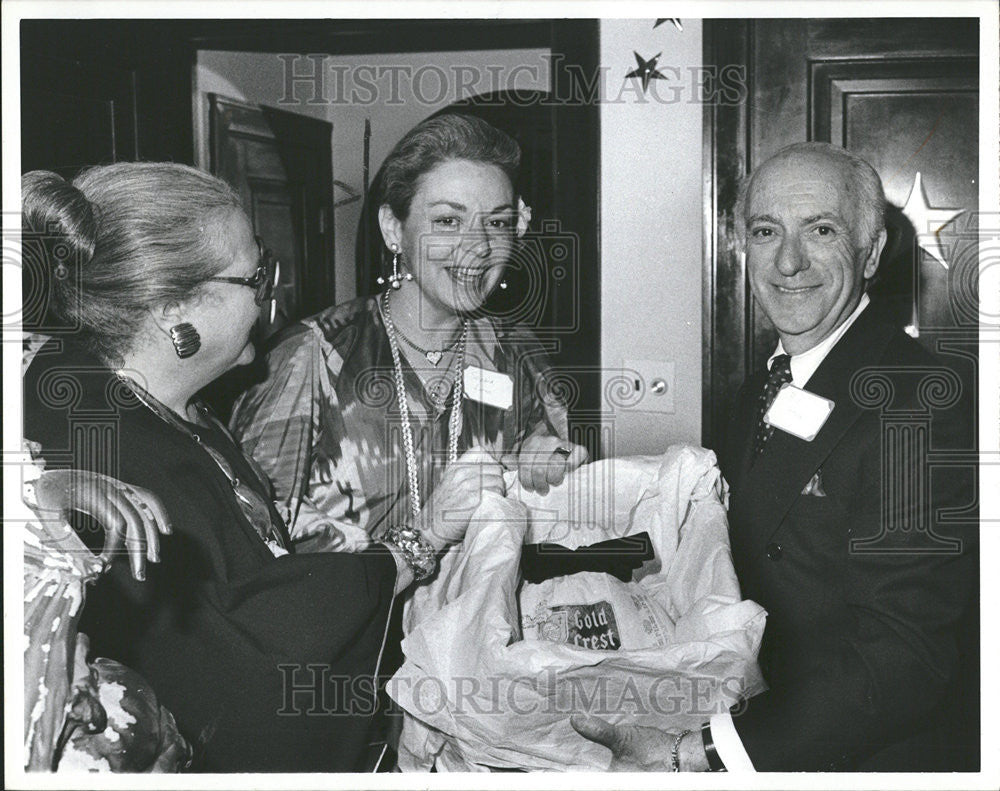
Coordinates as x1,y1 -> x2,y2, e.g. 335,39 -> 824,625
209,94 -> 335,335
204,94 -> 335,417
703,18 -> 979,447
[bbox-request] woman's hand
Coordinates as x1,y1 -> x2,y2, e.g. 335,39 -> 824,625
510,432 -> 589,495
34,470 -> 172,581
418,447 -> 505,549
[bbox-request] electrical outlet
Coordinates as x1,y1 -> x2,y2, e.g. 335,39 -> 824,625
621,359 -> 676,414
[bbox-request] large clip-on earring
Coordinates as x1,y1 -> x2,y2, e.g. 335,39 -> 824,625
377,244 -> 414,290
169,323 -> 201,358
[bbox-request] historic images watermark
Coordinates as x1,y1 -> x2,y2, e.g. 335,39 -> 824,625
276,666 -> 747,719
277,53 -> 747,108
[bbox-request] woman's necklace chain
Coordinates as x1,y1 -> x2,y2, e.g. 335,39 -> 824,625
114,373 -> 287,553
393,323 -> 462,367
380,291 -> 467,520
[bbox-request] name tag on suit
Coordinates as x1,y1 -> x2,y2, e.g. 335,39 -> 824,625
764,384 -> 834,441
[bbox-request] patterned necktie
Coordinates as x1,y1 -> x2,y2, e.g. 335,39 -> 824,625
752,354 -> 792,457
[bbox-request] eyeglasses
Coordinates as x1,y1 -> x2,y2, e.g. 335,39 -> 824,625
206,236 -> 279,306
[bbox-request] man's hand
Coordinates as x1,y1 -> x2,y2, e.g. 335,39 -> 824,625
508,433 -> 588,495
34,470 -> 172,581
570,714 -> 679,771
571,714 -> 713,771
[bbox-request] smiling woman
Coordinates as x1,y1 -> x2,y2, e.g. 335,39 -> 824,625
231,114 -> 588,565
229,116 -> 590,763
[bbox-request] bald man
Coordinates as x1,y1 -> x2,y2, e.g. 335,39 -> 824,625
573,143 -> 977,772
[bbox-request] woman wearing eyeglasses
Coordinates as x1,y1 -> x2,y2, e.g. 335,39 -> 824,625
21,163 -> 475,772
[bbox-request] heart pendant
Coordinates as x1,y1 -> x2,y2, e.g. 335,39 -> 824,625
425,350 -> 443,366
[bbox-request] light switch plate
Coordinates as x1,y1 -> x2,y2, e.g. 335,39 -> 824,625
621,359 -> 676,414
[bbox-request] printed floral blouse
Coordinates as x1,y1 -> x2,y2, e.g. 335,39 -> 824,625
230,296 -> 568,552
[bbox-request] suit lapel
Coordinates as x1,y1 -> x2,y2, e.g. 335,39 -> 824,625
735,307 -> 897,552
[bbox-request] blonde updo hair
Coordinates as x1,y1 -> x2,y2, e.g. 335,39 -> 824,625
22,162 -> 244,363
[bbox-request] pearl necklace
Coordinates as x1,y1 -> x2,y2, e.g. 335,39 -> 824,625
380,291 -> 467,520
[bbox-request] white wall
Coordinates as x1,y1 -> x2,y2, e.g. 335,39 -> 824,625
195,49 -> 550,304
599,20 -> 704,455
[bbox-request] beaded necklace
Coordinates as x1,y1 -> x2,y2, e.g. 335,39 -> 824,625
379,291 -> 467,520
117,374 -> 288,557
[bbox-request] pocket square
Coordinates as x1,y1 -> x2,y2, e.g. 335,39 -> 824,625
802,469 -> 827,497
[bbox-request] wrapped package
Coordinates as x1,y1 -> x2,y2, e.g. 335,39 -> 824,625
389,445 -> 767,771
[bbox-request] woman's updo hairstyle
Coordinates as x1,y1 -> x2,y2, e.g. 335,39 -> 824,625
22,163 -> 243,364
377,113 -> 521,221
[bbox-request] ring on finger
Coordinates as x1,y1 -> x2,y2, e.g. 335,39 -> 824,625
553,446 -> 573,460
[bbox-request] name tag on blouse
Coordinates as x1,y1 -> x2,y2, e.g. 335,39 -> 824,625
463,366 -> 513,410
765,384 -> 834,441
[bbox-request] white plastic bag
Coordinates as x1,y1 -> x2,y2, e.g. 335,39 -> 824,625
389,445 -> 767,771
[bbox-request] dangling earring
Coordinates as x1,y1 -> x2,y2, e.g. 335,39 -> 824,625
169,323 -> 201,358
499,280 -> 509,290
377,244 -> 414,290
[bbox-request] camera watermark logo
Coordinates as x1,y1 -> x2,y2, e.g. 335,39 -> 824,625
4,218 -> 85,336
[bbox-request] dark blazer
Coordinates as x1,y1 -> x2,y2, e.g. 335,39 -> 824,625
718,305 -> 978,771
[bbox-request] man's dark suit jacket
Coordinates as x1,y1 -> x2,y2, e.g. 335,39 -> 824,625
718,304 -> 978,771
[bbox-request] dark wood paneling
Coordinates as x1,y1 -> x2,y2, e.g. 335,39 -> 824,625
21,20 -> 195,169
20,54 -> 137,176
702,19 -> 751,451
210,94 -> 334,329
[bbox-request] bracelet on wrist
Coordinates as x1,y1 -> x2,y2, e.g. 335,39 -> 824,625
383,522 -> 437,580
670,729 -> 692,772
701,723 -> 726,771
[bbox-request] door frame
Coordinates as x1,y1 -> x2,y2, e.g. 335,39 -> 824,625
701,20 -> 751,449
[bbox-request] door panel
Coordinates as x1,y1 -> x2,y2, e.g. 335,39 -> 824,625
251,182 -> 304,328
205,94 -> 334,418
209,94 -> 334,337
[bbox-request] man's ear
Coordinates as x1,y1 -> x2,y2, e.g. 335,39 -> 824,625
377,204 -> 402,251
863,227 -> 888,280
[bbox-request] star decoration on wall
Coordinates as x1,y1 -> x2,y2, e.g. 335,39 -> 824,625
333,179 -> 361,209
654,19 -> 683,31
625,52 -> 667,93
901,171 -> 964,269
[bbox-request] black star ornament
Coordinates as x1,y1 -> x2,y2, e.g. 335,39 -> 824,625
654,19 -> 683,31
625,51 -> 667,93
